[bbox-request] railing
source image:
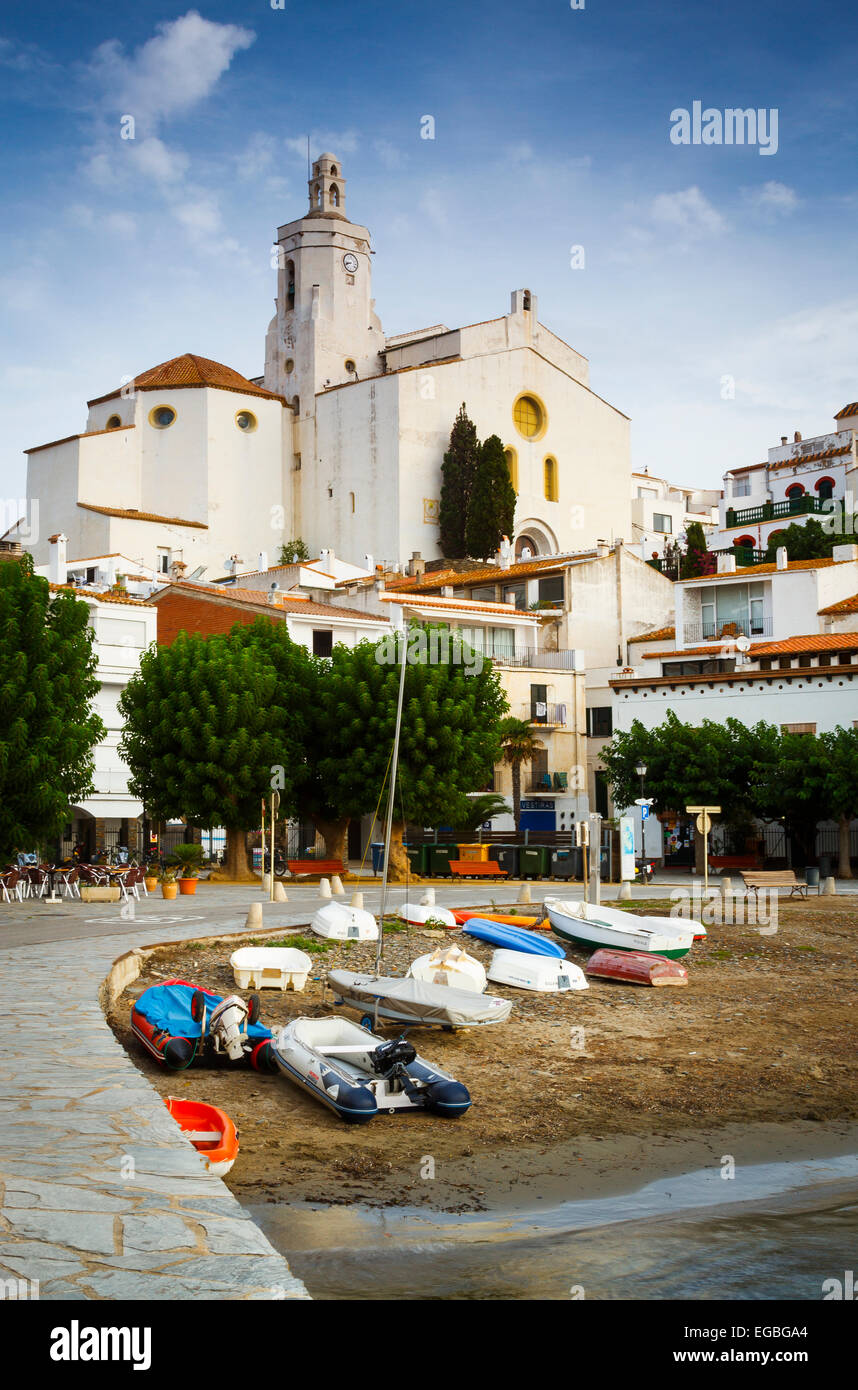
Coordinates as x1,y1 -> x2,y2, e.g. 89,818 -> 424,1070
518,702 -> 569,726
716,546 -> 769,567
492,646 -> 576,670
526,772 -> 568,793
682,616 -> 773,644
725,496 -> 826,528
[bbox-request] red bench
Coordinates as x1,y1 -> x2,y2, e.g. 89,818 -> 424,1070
287,859 -> 345,877
449,859 -> 507,879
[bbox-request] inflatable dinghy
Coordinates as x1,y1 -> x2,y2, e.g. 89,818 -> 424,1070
164,1097 -> 239,1174
328,969 -> 512,1030
273,1016 -> 471,1122
408,944 -> 487,993
311,900 -> 379,940
462,918 -> 566,959
487,948 -> 588,993
131,978 -> 277,1072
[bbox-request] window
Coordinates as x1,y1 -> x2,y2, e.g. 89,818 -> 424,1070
349,491 -> 355,513
330,185 -> 340,207
637,486 -> 658,498
312,629 -> 333,658
503,582 -> 526,610
284,358 -> 295,374
816,476 -> 835,502
149,405 -> 176,429
732,474 -> 752,497
785,483 -> 805,498
653,513 -> 672,533
490,627 -> 515,659
106,415 -> 122,429
749,582 -> 765,634
235,410 -> 257,432
587,707 -> 613,737
344,359 -> 356,374
505,447 -> 518,493
513,393 -> 546,439
594,769 -> 609,818
543,456 -> 558,501
156,548 -> 170,575
286,260 -> 295,310
531,683 -> 548,722
470,584 -> 497,602
537,575 -> 564,607
735,535 -> 756,550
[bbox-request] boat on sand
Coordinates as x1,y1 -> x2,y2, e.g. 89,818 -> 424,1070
408,944 -> 487,992
164,1096 -> 239,1174
545,898 -> 694,959
585,948 -> 689,987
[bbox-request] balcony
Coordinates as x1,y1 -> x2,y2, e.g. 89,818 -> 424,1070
725,496 -> 826,529
682,616 -> 773,644
518,702 -> 569,727
526,771 -> 568,794
491,645 -> 576,670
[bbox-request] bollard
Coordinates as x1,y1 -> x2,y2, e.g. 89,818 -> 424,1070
618,880 -> 632,900
822,876 -> 837,896
261,872 -> 270,894
420,887 -> 436,906
319,877 -> 332,899
350,891 -> 364,909
331,874 -> 345,896
273,881 -> 288,902
518,884 -> 532,904
721,876 -> 733,899
245,902 -> 263,929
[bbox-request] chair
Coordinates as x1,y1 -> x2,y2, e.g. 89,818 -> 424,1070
26,866 -> 49,899
1,869 -> 22,903
124,866 -> 142,900
59,867 -> 80,899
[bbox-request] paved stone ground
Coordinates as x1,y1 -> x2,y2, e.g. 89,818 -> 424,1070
1,874 -> 850,1300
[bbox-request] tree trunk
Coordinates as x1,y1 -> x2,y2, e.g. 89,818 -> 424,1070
838,814 -> 853,879
386,820 -> 413,883
211,829 -> 255,882
311,814 -> 350,866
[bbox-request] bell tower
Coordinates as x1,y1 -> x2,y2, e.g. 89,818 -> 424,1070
307,153 -> 347,217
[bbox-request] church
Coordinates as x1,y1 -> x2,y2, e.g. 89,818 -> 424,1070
25,154 -> 632,577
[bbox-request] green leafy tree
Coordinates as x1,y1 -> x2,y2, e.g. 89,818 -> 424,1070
465,434 -> 517,560
119,619 -> 314,879
315,635 -> 508,880
681,521 -> 714,578
278,538 -> 311,565
499,717 -> 539,832
439,403 -> 480,559
764,517 -> 858,563
0,556 -> 104,860
820,726 -> 858,878
449,792 -> 511,838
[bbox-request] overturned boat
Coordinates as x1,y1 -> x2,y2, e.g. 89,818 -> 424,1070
328,968 -> 512,1030
311,900 -> 379,941
487,948 -> 588,993
272,1016 -> 471,1122
398,901 -> 457,929
545,898 -> 694,959
462,917 -> 566,959
408,944 -> 487,993
586,948 -> 689,987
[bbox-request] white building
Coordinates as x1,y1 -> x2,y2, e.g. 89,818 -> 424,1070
632,470 -> 720,561
714,404 -> 858,556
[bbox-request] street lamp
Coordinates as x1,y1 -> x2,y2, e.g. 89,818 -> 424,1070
635,762 -> 647,801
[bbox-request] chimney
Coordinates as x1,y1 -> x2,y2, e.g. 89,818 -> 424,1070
717,553 -> 737,574
365,553 -> 374,572
794,432 -> 802,443
410,550 -> 425,578
832,543 -> 858,562
268,583 -> 280,605
319,547 -> 334,571
258,551 -> 268,573
776,546 -> 788,570
48,533 -> 68,586
596,538 -> 610,558
780,436 -> 788,446
498,535 -> 513,571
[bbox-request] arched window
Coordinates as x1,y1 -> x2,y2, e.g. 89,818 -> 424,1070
515,534 -> 538,560
286,260 -> 295,311
106,415 -> 122,429
330,185 -> 340,207
785,483 -> 805,498
349,491 -> 355,513
734,535 -> 756,550
815,476 -> 835,502
543,456 -> 558,502
330,165 -> 338,177
504,447 -> 518,493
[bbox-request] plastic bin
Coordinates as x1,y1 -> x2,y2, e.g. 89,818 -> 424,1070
370,842 -> 385,873
551,848 -> 580,880
519,844 -> 552,879
406,844 -> 429,875
457,843 -> 490,862
490,844 -> 520,878
428,844 -> 457,877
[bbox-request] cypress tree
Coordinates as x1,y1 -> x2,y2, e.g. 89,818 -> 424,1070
439,403 -> 479,559
465,433 -> 517,559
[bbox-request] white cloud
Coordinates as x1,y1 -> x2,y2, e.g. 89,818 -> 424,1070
418,189 -> 447,230
283,131 -> 359,161
374,138 -> 405,170
132,136 -> 189,184
649,186 -> 727,237
745,180 -> 800,216
174,194 -> 223,238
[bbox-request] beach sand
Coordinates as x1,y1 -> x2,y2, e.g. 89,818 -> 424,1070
106,895 -> 858,1212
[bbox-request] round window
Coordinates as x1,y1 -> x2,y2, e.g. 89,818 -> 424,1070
106,414 -> 122,429
284,358 -> 295,374
345,359 -> 357,374
149,405 -> 176,429
513,394 -> 546,439
235,410 -> 258,433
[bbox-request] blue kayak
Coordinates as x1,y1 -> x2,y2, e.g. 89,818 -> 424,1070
462,919 -> 566,959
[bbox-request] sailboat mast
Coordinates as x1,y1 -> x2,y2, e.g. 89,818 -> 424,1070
375,622 -> 409,971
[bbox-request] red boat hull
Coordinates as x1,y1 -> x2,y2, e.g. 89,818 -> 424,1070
586,948 -> 688,987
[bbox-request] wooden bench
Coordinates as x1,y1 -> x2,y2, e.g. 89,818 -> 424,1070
287,859 -> 344,877
740,869 -> 812,898
448,859 -> 507,880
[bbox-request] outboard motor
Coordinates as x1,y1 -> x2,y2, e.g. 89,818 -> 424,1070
370,1036 -> 417,1078
209,995 -> 250,1062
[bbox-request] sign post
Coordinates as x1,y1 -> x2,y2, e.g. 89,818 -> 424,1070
270,790 -> 280,902
685,805 -> 721,896
588,812 -> 603,905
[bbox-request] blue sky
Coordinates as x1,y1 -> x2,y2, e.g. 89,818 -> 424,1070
1,0 -> 857,507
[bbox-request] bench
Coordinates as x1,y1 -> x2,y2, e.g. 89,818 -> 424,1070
448,859 -> 507,880
287,859 -> 345,877
740,869 -> 813,898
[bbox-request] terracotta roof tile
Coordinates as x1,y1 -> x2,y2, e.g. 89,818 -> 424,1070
388,555 -> 572,592
819,593 -> 858,615
643,631 -> 858,660
155,581 -> 389,623
77,503 -> 207,529
686,558 -> 843,582
769,444 -> 852,471
49,582 -> 154,607
629,625 -> 675,643
87,353 -> 285,406
834,402 -> 858,419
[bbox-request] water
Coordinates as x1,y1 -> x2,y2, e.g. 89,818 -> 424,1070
249,1153 -> 858,1300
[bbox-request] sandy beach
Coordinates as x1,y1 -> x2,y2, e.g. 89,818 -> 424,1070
107,895 -> 858,1213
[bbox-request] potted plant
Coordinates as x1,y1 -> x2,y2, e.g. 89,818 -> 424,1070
159,865 -> 178,900
169,843 -> 204,895
143,858 -> 159,894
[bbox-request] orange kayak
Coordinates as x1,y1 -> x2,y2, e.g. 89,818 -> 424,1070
452,910 -> 550,930
164,1096 -> 239,1176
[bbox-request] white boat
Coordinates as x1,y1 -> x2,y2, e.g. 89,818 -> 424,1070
544,897 -> 695,960
408,945 -> 486,993
272,1015 -> 471,1122
311,901 -> 379,941
230,946 -> 312,991
487,948 -> 588,993
328,969 -> 512,1030
398,901 -> 457,929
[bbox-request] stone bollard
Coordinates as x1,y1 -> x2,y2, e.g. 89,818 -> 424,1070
350,891 -> 364,909
245,902 -> 263,929
331,874 -> 345,896
274,881 -> 288,902
720,876 -> 733,899
618,880 -> 632,900
319,877 -> 332,899
518,884 -> 532,904
261,872 -> 270,894
822,876 -> 837,896
420,887 -> 436,906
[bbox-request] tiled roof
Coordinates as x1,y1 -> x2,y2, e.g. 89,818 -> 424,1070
49,582 -> 154,607
644,631 -> 858,660
381,593 -> 530,618
87,354 -> 286,406
819,593 -> 858,615
610,662 -> 858,690
834,402 -> 858,419
769,444 -> 852,471
684,558 -> 844,582
387,555 -> 572,592
78,503 -> 208,529
628,626 -> 675,643
155,581 -> 389,623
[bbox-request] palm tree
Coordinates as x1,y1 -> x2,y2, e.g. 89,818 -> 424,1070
500,717 -> 538,833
